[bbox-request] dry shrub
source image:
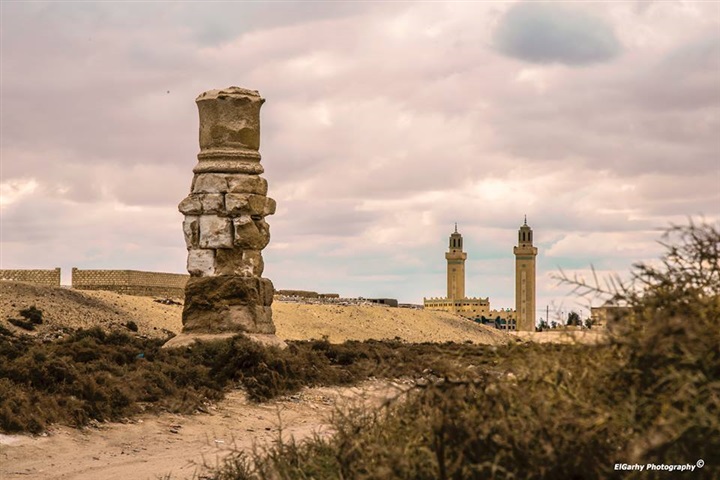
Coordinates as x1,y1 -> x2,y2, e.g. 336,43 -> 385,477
19,305 -> 43,324
213,221 -> 719,480
0,327 -> 222,433
0,326 -> 497,433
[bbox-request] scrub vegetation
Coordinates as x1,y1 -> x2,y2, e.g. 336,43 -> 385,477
0,326 -> 506,434
208,221 -> 719,480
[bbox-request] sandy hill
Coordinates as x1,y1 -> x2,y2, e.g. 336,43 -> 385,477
272,302 -> 508,344
0,281 -> 509,344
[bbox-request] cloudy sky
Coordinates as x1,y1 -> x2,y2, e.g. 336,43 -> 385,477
1,1 -> 718,320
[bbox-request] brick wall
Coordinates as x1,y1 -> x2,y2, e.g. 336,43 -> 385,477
0,268 -> 61,286
71,268 -> 189,298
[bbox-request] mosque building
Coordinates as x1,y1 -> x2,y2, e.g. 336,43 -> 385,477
423,219 -> 538,332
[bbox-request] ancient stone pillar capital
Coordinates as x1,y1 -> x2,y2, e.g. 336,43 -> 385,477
194,87 -> 266,174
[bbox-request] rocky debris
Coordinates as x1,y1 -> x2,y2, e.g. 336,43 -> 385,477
153,298 -> 182,306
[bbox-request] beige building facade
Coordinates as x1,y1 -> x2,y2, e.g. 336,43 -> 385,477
514,217 -> 538,332
424,297 -> 490,317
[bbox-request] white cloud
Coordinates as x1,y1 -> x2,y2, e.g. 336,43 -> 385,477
0,179 -> 38,209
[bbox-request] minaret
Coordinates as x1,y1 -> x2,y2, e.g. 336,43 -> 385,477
514,216 -> 538,331
446,223 -> 467,300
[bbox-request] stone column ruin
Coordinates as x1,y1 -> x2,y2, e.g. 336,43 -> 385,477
164,87 -> 283,348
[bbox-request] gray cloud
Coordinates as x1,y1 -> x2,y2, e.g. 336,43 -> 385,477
272,199 -> 376,239
2,2 -> 718,307
631,34 -> 720,111
488,32 -> 720,180
178,2 -> 372,47
493,2 -> 621,65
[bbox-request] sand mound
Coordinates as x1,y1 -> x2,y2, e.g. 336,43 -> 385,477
0,281 -> 181,338
0,281 -> 509,344
273,302 -> 509,344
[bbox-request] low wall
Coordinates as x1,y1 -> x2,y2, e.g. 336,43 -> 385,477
71,268 -> 189,298
275,290 -> 340,299
0,268 -> 61,286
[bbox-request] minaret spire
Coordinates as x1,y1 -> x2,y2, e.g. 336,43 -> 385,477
446,224 -> 467,300
514,218 -> 538,332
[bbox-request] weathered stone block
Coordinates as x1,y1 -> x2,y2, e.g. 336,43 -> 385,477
192,173 -> 228,193
226,194 -> 276,217
199,193 -> 224,214
247,195 -> 268,216
225,193 -> 275,217
233,216 -> 270,249
178,196 -> 202,215
182,276 -> 275,332
227,175 -> 268,195
187,249 -> 215,277
225,193 -> 250,215
196,88 -> 264,152
199,215 -> 233,249
182,216 -> 200,248
215,249 -> 264,277
263,197 -> 277,216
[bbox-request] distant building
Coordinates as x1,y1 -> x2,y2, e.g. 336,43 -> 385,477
274,290 -> 339,299
399,303 -> 423,309
591,297 -> 631,328
494,318 -> 517,330
367,298 -> 399,308
423,219 -> 539,331
486,309 -> 516,323
423,225 -> 491,318
476,309 -> 517,330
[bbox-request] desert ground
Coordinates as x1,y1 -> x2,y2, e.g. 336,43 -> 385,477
0,281 -> 515,479
0,282 -> 607,479
0,281 -> 512,345
0,379 -> 408,480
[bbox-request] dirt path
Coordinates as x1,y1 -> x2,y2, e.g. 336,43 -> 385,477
0,380 -> 406,480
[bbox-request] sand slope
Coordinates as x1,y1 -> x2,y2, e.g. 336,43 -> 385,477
0,282 -> 182,338
273,302 -> 508,344
1,281 -> 508,344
